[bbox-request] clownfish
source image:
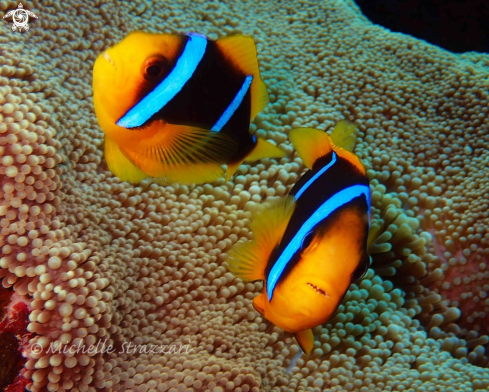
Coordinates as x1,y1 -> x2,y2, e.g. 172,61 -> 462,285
92,31 -> 285,185
227,120 -> 371,354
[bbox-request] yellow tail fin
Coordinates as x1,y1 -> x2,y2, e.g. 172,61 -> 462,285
226,196 -> 296,281
225,138 -> 286,182
245,137 -> 286,162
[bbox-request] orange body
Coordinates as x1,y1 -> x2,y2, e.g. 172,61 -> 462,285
92,32 -> 285,184
253,204 -> 367,333
227,121 -> 370,353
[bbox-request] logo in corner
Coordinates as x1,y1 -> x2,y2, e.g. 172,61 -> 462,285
3,3 -> 38,33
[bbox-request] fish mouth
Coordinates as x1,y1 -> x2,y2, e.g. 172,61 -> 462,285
307,283 -> 329,297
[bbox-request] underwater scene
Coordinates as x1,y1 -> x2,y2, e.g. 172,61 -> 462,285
0,0 -> 489,391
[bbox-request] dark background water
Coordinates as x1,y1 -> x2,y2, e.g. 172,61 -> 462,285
354,0 -> 489,53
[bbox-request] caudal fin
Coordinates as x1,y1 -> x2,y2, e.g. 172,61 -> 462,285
246,137 -> 286,162
225,137 -> 286,181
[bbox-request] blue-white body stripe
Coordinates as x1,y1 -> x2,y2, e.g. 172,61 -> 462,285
117,33 -> 207,129
266,184 -> 371,300
211,75 -> 253,132
294,152 -> 337,200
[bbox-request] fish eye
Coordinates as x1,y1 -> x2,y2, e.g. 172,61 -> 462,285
352,254 -> 371,282
142,56 -> 167,80
301,231 -> 314,251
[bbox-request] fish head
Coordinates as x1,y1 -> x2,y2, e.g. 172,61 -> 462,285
92,32 -> 183,143
262,205 -> 368,333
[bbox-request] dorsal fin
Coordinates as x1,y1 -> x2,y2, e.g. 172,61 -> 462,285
216,35 -> 269,120
289,127 -> 334,169
226,196 -> 296,281
329,120 -> 365,174
329,120 -> 358,152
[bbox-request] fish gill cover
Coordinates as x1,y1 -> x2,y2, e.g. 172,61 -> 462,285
0,0 -> 488,391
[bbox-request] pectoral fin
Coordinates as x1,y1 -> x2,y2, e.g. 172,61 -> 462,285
294,329 -> 314,354
252,293 -> 265,315
226,196 -> 295,281
124,123 -> 236,185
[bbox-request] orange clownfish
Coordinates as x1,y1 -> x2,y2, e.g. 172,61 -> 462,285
92,31 -> 285,185
227,121 -> 371,354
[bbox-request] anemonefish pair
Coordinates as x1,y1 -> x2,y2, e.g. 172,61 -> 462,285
92,32 -> 285,185
227,121 -> 371,354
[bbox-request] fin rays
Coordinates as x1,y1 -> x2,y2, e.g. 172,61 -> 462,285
117,125 -> 236,184
226,196 -> 296,281
330,119 -> 358,152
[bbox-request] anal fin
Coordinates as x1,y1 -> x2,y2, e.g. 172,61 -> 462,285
226,137 -> 286,182
226,159 -> 244,182
294,329 -> 314,354
152,162 -> 226,186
